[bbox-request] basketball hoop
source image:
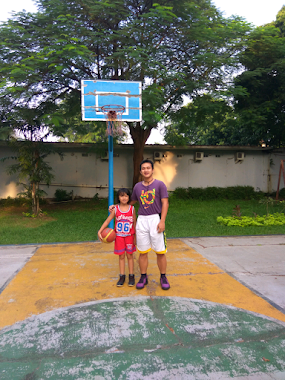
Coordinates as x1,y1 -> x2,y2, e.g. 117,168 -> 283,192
101,105 -> 125,136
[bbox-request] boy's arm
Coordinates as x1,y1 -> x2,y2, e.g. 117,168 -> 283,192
157,198 -> 169,233
98,209 -> 116,241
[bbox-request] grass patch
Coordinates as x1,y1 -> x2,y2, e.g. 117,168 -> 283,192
0,199 -> 109,245
0,197 -> 284,245
167,198 -> 285,238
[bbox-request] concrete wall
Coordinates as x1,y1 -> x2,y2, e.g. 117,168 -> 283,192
0,142 -> 284,199
0,145 -> 20,199
145,147 -> 285,194
0,143 -> 135,199
43,145 -> 134,198
149,150 -> 266,191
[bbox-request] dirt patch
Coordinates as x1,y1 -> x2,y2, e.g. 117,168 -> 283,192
0,199 -> 108,217
0,206 -> 29,215
23,215 -> 57,228
0,207 -> 57,228
42,199 -> 108,212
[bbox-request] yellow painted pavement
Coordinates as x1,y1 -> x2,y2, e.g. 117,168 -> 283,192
0,239 -> 284,329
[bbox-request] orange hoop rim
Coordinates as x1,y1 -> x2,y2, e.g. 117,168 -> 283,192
101,105 -> 125,115
101,105 -> 125,136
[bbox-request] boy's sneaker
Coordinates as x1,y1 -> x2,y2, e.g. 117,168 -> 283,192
128,274 -> 135,287
117,275 -> 125,287
136,275 -> 148,289
160,275 -> 170,290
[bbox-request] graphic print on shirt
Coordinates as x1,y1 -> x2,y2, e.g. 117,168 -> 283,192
116,216 -> 132,235
140,189 -> 156,209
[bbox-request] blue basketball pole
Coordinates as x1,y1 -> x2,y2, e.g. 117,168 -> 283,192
108,123 -> 114,229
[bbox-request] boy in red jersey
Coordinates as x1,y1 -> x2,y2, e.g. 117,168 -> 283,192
98,188 -> 136,287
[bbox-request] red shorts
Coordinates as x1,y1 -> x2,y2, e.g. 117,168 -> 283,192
114,235 -> 136,255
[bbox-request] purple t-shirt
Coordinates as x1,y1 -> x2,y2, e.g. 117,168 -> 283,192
131,179 -> 168,216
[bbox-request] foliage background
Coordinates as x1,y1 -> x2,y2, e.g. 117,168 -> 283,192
0,190 -> 284,245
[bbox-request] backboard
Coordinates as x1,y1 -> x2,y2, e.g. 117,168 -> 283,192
81,80 -> 142,122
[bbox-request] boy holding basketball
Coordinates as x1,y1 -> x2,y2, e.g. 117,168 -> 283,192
98,188 -> 136,287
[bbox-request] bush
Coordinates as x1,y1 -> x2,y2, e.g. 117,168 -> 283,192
217,213 -> 285,227
93,193 -> 99,201
172,186 -> 264,201
225,186 -> 263,200
187,187 -> 204,199
54,189 -> 73,202
0,196 -> 30,207
171,187 -> 189,200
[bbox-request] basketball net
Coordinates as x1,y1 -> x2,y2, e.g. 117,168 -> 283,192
101,105 -> 125,137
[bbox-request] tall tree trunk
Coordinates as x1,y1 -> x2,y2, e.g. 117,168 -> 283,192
31,182 -> 40,215
36,182 -> 40,214
32,148 -> 40,215
31,182 -> 37,215
129,123 -> 152,187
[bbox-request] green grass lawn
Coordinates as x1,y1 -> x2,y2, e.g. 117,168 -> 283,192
0,198 -> 284,245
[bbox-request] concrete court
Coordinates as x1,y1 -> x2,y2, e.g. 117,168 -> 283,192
0,236 -> 284,380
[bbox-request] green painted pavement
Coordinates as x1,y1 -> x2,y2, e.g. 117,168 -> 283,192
0,297 -> 285,379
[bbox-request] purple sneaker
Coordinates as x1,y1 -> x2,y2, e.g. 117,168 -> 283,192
136,275 -> 148,289
160,275 -> 170,290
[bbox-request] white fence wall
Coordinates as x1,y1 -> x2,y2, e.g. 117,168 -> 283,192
0,142 -> 284,199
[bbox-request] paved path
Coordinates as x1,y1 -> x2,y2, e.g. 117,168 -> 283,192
183,236 -> 285,312
0,236 -> 284,379
0,245 -> 38,292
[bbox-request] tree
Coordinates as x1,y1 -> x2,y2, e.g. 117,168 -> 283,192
5,138 -> 55,215
164,94 -> 241,146
0,0 -> 251,185
1,105 -> 59,215
233,6 -> 285,147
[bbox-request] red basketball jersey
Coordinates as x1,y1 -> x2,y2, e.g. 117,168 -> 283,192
115,205 -> 135,237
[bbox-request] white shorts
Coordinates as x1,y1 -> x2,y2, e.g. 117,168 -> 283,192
136,214 -> 167,254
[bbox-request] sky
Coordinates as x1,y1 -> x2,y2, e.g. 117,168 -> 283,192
1,0 -> 285,143
1,0 -> 284,25
212,0 -> 284,26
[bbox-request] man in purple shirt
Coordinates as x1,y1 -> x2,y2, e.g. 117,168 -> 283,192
130,159 -> 170,290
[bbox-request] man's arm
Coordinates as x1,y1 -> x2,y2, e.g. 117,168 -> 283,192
133,207 -> 137,245
157,197 -> 169,233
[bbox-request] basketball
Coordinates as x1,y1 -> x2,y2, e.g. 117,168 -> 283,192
101,228 -> 116,243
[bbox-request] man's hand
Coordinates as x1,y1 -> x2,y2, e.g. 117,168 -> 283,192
108,204 -> 115,213
157,220 -> 165,233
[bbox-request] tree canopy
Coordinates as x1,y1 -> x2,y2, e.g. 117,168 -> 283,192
165,6 -> 285,148
164,94 -> 242,146
0,0 -> 251,183
233,6 -> 285,148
